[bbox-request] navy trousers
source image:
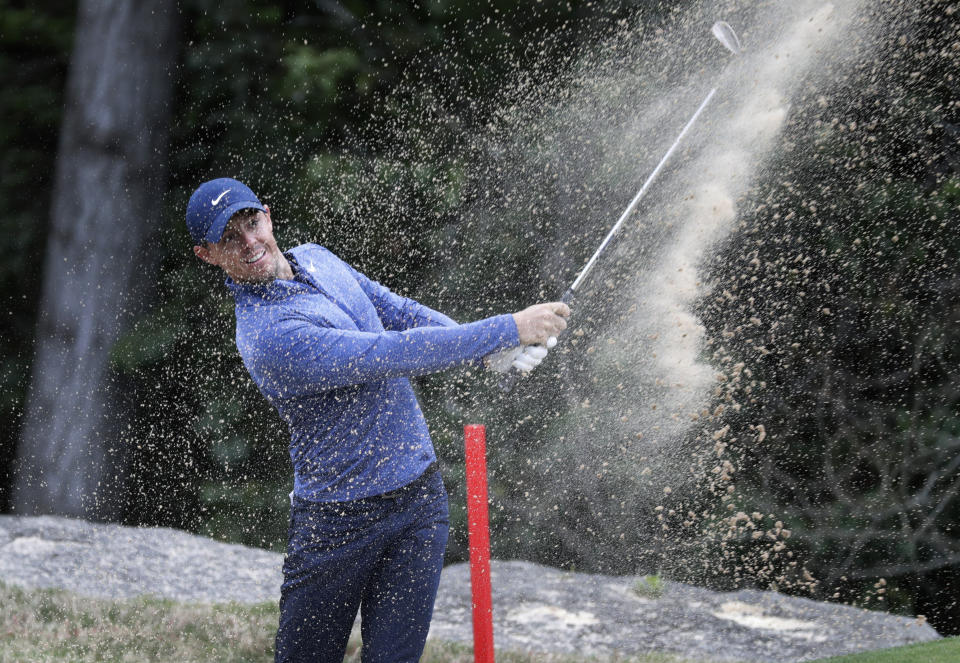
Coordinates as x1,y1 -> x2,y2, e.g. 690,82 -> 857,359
275,470 -> 449,663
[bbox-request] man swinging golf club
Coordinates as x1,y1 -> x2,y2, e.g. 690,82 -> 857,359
186,177 -> 569,663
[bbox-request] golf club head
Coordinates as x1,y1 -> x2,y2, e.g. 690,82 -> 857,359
711,21 -> 742,55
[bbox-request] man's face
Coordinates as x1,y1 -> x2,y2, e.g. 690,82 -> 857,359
193,207 -> 286,283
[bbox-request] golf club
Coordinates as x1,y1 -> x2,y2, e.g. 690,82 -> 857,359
501,21 -> 742,392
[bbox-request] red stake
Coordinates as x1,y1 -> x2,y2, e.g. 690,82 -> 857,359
464,424 -> 495,663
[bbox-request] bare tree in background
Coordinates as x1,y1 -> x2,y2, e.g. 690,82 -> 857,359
13,0 -> 178,519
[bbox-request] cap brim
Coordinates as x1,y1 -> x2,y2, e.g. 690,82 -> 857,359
204,201 -> 267,243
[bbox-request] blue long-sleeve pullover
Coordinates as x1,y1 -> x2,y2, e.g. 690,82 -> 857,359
227,244 -> 519,502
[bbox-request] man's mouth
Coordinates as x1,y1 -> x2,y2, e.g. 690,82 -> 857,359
244,248 -> 267,264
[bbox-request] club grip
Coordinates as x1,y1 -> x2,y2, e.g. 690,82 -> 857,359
499,289 -> 574,395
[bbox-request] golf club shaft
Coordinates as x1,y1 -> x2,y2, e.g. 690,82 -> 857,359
568,86 -> 717,295
498,20 -> 742,394
500,87 -> 718,393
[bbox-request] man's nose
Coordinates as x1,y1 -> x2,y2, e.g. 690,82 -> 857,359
239,230 -> 258,249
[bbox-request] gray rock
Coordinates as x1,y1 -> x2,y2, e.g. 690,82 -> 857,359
0,515 -> 281,604
0,516 -> 940,662
431,561 -> 940,662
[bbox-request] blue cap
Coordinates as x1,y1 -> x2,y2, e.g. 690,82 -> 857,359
186,178 -> 266,244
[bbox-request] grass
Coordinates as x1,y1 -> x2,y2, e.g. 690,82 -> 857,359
0,581 -> 277,663
1,579 -> 954,663
0,580 -> 701,663
631,574 -> 666,600
810,637 -> 960,663
403,643 -> 695,663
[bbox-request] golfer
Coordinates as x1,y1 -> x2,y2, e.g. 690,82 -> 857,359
186,178 -> 569,663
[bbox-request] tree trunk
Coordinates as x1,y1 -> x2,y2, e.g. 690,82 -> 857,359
12,0 -> 178,519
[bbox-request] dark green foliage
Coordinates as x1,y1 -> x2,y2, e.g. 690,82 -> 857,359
696,0 -> 960,633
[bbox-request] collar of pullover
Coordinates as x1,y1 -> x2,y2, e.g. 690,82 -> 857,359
225,250 -> 313,303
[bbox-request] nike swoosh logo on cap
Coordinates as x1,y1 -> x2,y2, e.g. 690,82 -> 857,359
211,189 -> 231,205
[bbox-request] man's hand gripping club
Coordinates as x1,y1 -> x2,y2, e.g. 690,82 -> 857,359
484,302 -> 570,374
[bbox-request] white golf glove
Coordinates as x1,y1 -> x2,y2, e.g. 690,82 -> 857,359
484,338 -> 555,374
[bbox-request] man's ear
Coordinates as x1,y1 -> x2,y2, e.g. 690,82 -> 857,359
194,244 -> 218,266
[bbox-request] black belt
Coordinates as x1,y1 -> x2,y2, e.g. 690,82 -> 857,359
378,462 -> 440,499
